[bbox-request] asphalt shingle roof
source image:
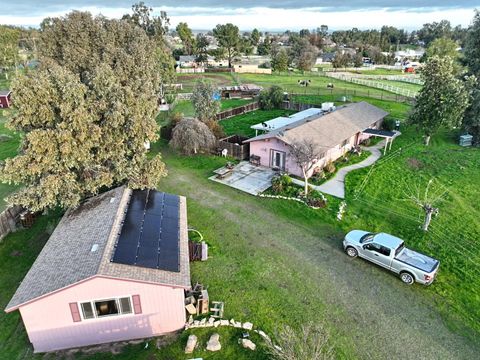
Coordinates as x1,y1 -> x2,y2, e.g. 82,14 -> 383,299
5,186 -> 190,311
245,102 -> 389,151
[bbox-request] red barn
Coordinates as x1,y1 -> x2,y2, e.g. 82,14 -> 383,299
0,90 -> 12,108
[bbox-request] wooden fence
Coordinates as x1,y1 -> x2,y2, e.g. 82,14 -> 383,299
0,205 -> 23,241
217,135 -> 250,160
216,102 -> 259,121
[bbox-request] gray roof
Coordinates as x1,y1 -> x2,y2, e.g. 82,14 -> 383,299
0,90 -> 11,96
179,55 -> 196,62
245,102 -> 388,152
6,187 -> 190,311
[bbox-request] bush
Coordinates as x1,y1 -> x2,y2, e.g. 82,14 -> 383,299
205,119 -> 225,139
259,85 -> 284,110
324,161 -> 336,174
271,174 -> 292,194
383,117 -> 397,131
170,118 -> 217,155
170,112 -> 184,127
306,190 -> 327,208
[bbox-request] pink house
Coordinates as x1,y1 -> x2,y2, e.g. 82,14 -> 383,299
5,186 -> 191,353
245,102 -> 389,177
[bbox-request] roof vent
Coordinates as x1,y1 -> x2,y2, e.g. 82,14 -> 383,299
110,197 -> 115,203
91,244 -> 99,252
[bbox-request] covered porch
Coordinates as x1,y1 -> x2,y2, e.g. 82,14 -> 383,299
362,129 -> 398,155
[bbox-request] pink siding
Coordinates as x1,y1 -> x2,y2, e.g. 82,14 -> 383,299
249,134 -> 359,178
18,276 -> 186,353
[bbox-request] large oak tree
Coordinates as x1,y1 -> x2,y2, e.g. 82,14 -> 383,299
1,11 -> 167,211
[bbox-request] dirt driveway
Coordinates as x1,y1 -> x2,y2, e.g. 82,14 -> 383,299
161,161 -> 480,360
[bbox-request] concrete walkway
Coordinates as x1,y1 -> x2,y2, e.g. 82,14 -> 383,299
292,141 -> 388,199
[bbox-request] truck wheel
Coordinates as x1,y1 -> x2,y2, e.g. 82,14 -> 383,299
400,272 -> 415,285
346,247 -> 358,258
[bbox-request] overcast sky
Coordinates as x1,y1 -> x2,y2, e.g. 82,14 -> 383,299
1,1 -> 478,30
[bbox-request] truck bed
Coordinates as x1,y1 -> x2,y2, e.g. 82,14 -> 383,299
395,248 -> 439,273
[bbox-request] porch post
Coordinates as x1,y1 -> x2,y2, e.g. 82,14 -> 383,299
389,137 -> 393,150
384,138 -> 388,155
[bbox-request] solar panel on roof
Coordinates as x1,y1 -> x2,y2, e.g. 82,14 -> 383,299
111,189 -> 180,272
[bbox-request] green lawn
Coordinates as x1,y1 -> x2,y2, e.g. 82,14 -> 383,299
2,130 -> 480,359
291,95 -> 412,120
345,127 -> 480,337
375,79 -> 423,93
237,73 -> 396,98
219,109 -> 295,138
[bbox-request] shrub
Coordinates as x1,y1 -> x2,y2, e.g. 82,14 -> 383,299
306,190 -> 327,208
170,118 -> 217,155
170,112 -> 184,127
259,85 -> 284,110
271,174 -> 292,194
324,161 -> 336,174
205,119 -> 225,139
383,117 -> 397,131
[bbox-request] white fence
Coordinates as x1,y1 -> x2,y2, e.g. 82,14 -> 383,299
323,72 -> 418,99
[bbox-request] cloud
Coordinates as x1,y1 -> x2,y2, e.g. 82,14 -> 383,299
0,1 -> 478,29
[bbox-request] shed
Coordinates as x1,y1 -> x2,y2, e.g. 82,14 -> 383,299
5,186 -> 191,353
219,84 -> 262,99
0,90 -> 12,108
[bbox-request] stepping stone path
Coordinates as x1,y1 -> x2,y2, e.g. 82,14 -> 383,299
241,339 -> 256,351
184,335 -> 197,354
206,333 -> 221,352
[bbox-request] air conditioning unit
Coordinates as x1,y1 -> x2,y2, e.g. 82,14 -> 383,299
321,102 -> 335,112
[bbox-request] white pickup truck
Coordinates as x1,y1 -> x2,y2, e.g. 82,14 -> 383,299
343,230 -> 440,285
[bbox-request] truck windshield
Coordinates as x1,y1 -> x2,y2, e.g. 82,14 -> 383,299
360,233 -> 375,243
395,243 -> 405,257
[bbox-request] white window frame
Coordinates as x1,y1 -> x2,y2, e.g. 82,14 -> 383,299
78,295 -> 134,320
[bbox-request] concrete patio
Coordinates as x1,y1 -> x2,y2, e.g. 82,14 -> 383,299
209,161 -> 276,195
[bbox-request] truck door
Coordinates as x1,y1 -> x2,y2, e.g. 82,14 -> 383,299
361,243 -> 392,269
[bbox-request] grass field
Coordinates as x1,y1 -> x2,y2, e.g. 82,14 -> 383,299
345,128 -> 480,337
291,95 -> 412,120
219,109 -> 295,138
375,79 -> 423,93
2,128 -> 480,359
176,73 -> 235,93
238,73 -> 396,98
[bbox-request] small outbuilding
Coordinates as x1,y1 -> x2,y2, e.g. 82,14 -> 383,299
0,90 -> 12,108
219,84 -> 262,99
5,186 -> 191,353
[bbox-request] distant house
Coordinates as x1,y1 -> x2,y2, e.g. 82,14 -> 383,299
394,49 -> 425,62
317,52 -> 335,64
245,102 -> 389,177
233,64 -> 272,74
0,90 -> 12,108
177,55 -> 225,68
5,186 -> 191,353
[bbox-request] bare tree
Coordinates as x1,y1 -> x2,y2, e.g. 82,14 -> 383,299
170,118 -> 216,155
404,178 -> 446,231
289,140 -> 323,195
265,323 -> 334,360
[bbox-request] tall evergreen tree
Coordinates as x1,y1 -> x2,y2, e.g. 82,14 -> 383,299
409,56 -> 472,146
213,23 -> 241,68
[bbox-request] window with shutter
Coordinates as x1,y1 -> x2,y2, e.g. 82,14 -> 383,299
132,295 -> 142,314
69,302 -> 81,322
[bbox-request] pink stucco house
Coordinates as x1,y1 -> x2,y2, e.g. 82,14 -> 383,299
5,186 -> 191,353
245,102 -> 389,177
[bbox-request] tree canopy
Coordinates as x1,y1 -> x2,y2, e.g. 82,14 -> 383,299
1,11 -> 168,211
192,79 -> 221,122
170,118 -> 216,155
176,22 -> 196,55
409,56 -> 472,145
213,23 -> 241,68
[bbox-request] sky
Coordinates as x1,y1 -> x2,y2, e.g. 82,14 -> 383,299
1,1 -> 478,30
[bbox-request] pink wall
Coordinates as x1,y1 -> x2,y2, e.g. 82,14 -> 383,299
249,134 -> 359,178
18,276 -> 186,353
